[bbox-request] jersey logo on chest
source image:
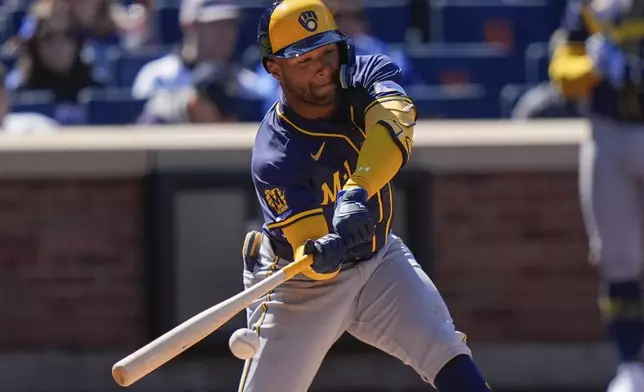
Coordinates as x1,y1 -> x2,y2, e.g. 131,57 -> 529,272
321,160 -> 352,206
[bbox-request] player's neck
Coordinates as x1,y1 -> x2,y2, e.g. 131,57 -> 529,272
282,94 -> 336,120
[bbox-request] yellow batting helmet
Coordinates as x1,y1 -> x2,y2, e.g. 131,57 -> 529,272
257,0 -> 356,88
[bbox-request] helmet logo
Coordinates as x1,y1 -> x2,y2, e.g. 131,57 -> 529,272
298,10 -> 319,32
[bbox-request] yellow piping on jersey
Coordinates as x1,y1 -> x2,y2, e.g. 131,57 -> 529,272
373,191 -> 384,251
385,182 -> 394,244
350,105 -> 367,138
266,207 -> 324,229
365,95 -> 413,115
276,104 -> 360,153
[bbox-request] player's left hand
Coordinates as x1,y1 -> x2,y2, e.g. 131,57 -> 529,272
332,187 -> 375,250
586,33 -> 628,88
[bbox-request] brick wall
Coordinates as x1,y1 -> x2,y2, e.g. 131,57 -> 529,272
0,179 -> 145,350
0,172 -> 604,350
433,172 -> 603,342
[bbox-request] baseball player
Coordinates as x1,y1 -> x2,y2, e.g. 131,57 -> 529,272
550,1 -> 644,391
237,1 -> 492,391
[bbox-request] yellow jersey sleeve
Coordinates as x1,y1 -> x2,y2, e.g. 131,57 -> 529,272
344,98 -> 416,198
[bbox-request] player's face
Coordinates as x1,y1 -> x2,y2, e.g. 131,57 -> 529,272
277,44 -> 340,107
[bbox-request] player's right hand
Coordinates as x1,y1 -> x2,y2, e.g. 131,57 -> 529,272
303,234 -> 347,275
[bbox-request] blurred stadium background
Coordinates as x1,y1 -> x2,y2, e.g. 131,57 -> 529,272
0,0 -> 612,391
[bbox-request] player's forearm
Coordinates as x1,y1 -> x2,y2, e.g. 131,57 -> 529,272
344,123 -> 404,198
282,213 -> 329,256
345,98 -> 416,198
549,43 -> 600,98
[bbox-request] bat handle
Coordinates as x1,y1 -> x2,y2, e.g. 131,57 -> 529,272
283,251 -> 313,280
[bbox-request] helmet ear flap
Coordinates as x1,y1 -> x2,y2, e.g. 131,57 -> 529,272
258,32 -> 273,72
257,1 -> 281,72
338,37 -> 356,89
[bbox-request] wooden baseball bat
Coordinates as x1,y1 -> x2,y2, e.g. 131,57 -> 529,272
111,252 -> 313,387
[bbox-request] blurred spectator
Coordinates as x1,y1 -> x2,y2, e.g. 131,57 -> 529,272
325,0 -> 422,85
0,63 -> 58,135
132,0 -> 256,102
326,0 -> 417,80
5,0 -> 101,124
63,0 -> 121,43
15,0 -> 144,82
67,0 -> 151,50
511,28 -> 582,120
137,60 -> 239,124
254,0 -> 423,114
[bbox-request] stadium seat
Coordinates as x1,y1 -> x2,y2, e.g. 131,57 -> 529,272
1,53 -> 16,72
6,5 -> 24,36
525,42 -> 549,83
405,43 -> 522,94
79,88 -> 146,125
365,0 -> 412,43
498,83 -> 539,118
108,46 -> 170,87
0,7 -> 11,43
430,0 -> 556,55
9,89 -> 55,118
0,3 -> 25,42
409,84 -> 497,118
155,5 -> 182,45
237,5 -> 266,58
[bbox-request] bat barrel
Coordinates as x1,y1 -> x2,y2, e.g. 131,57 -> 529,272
110,268 -> 295,387
112,304 -> 229,386
112,364 -> 132,387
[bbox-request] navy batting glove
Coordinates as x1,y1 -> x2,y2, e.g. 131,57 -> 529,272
303,234 -> 347,274
332,187 -> 375,249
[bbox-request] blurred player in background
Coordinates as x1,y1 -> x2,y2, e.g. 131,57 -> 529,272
239,1 -> 491,391
512,28 -> 582,119
550,1 -> 644,390
6,0 -> 101,124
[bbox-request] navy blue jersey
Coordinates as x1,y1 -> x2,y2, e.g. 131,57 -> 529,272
561,0 -> 644,121
251,54 -> 410,262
